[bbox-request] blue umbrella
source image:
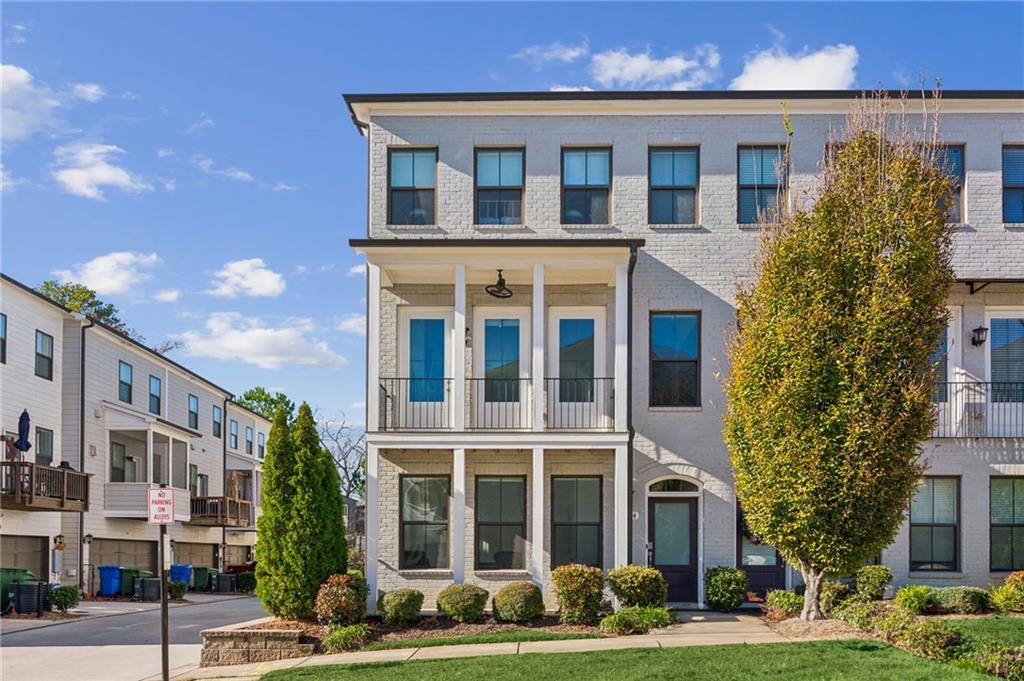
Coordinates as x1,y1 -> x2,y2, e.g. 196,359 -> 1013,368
14,409 -> 32,453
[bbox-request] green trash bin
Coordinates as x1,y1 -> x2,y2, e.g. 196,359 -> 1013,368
192,567 -> 214,592
1,568 -> 36,612
120,569 -> 154,597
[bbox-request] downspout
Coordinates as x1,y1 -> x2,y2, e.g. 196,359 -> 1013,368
626,246 -> 638,565
221,397 -> 229,572
78,317 -> 94,591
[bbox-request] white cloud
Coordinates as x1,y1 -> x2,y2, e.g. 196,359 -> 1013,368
156,147 -> 175,158
207,258 -> 286,298
193,154 -> 254,182
160,178 -> 176,191
271,181 -> 298,192
51,142 -> 153,201
591,43 -> 721,90
71,83 -> 106,103
349,401 -> 366,411
121,91 -> 141,101
549,84 -> 594,92
185,114 -> 214,135
511,39 -> 589,68
53,251 -> 161,295
1,164 -> 29,193
730,43 -> 858,90
337,313 -> 366,336
178,312 -> 349,370
1,64 -> 63,142
5,22 -> 29,45
347,263 -> 366,277
153,289 -> 181,303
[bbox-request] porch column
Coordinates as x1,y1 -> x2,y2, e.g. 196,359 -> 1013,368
614,444 -> 629,568
614,263 -> 628,432
146,429 -> 154,483
366,263 -> 382,432
452,448 -> 466,583
532,264 -> 545,431
365,443 -> 380,614
531,447 -> 545,583
452,265 -> 467,430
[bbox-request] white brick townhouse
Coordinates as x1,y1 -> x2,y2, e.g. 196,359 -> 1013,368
0,274 -> 269,591
344,90 -> 1024,610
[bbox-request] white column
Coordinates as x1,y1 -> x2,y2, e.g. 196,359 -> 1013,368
366,263 -> 382,432
365,443 -> 380,614
146,429 -> 154,484
452,265 -> 467,430
532,264 -> 545,431
614,444 -> 629,568
531,447 -> 545,583
452,448 -> 466,583
614,263 -> 628,433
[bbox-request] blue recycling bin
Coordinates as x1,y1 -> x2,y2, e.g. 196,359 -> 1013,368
98,565 -> 122,596
169,564 -> 192,587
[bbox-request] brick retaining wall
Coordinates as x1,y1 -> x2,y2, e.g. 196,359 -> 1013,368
200,617 -> 316,667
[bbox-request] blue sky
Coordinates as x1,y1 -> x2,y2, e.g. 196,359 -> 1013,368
2,2 -> 1022,424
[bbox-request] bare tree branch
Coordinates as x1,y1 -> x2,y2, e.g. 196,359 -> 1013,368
315,409 -> 366,503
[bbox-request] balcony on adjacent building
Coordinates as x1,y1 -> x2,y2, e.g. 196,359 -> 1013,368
188,495 -> 252,527
0,461 -> 90,512
932,382 -> 1024,438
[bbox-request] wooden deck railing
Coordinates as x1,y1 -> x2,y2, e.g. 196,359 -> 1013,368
0,461 -> 90,512
189,495 -> 252,527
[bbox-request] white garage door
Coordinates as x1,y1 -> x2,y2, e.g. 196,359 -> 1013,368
1,535 -> 47,577
173,542 -> 217,567
91,539 -> 157,591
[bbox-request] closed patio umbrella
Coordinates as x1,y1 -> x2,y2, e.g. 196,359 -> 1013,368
14,410 -> 32,457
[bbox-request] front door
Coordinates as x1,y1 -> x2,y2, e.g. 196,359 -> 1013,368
737,511 -> 786,602
648,497 -> 698,603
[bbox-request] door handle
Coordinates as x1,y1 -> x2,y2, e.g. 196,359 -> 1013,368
646,542 -> 654,565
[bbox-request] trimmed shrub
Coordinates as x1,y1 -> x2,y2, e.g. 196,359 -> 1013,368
895,619 -> 963,662
606,566 -> 667,608
168,580 -> 187,600
1005,571 -> 1024,591
991,584 -> 1024,614
321,623 -> 370,653
894,585 -> 933,614
235,572 -> 256,593
436,584 -> 488,623
551,564 -> 605,625
51,585 -> 79,613
854,565 -> 892,601
599,606 -> 674,635
931,586 -> 990,614
703,567 -> 748,612
819,579 -> 853,617
763,589 -> 804,621
379,589 -> 423,625
874,606 -> 916,643
315,574 -> 369,625
833,599 -> 881,631
493,582 -> 544,623
956,642 -> 1024,680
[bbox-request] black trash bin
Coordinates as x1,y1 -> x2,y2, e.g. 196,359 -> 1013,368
134,577 -> 162,602
213,573 -> 236,593
9,581 -> 51,615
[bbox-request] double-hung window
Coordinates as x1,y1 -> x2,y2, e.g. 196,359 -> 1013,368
188,394 -> 199,430
738,145 -> 786,224
149,375 -> 161,415
475,148 -> 524,225
650,312 -> 700,407
0,313 -> 6,364
212,405 -> 222,438
34,330 -> 53,380
189,464 -> 199,497
229,419 -> 238,449
1004,145 -> 1024,223
245,426 -> 254,455
388,149 -> 437,225
111,441 -> 129,482
649,147 -> 698,224
258,432 -> 265,458
118,361 -> 133,403
562,148 -> 610,224
400,476 -> 450,569
476,476 -> 526,569
937,145 -> 965,223
552,476 -> 602,568
990,315 -> 1024,404
910,477 -> 959,571
991,477 -> 1024,571
35,427 -> 53,466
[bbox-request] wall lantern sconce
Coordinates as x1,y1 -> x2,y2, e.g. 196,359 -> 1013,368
54,534 -> 65,550
485,269 -> 513,299
83,534 -> 93,545
971,326 -> 989,346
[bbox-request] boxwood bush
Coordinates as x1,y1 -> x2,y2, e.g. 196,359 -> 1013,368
854,565 -> 892,601
378,589 -> 423,625
930,586 -> 990,614
703,567 -> 747,612
893,585 -> 933,614
895,619 -> 963,662
168,580 -> 187,600
551,564 -> 605,624
991,584 -> 1024,614
436,584 -> 488,623
492,581 -> 544,622
599,606 -> 674,635
235,571 -> 256,593
818,579 -> 853,617
51,585 -> 79,613
605,566 -> 667,607
321,623 -> 370,653
763,589 -> 803,621
833,599 -> 882,631
873,606 -> 916,643
314,573 -> 368,625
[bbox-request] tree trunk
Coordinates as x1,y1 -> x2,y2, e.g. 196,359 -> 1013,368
800,566 -> 825,621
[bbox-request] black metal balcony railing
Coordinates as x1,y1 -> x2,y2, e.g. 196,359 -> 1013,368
468,378 -> 532,430
544,377 -> 615,431
379,377 -> 454,431
932,382 -> 1024,438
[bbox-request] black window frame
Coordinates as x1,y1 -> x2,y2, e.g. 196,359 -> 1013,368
189,463 -> 199,497
561,147 -> 612,225
188,394 -> 199,430
245,426 -> 253,455
257,431 -> 265,458
118,361 -> 133,404
937,144 -> 965,224
910,476 -> 960,572
387,147 -> 438,225
649,311 -> 701,407
474,475 -> 527,570
474,147 -> 525,226
34,330 -> 53,380
212,405 -> 222,438
991,476 -> 1024,572
1004,145 -> 1024,223
399,474 -> 451,570
229,419 -> 238,449
0,313 -> 6,364
737,144 -> 787,224
551,475 -> 603,569
148,375 -> 162,415
648,146 -> 700,225
110,441 -> 127,482
35,426 -> 53,466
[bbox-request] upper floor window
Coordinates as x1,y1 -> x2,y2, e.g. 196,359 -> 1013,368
188,394 -> 199,430
229,419 -> 238,449
475,148 -> 524,225
34,330 -> 53,380
118,361 -> 133,403
212,405 -> 222,438
936,145 -> 964,223
929,324 -> 950,403
245,426 -> 254,455
258,432 -> 265,458
738,145 -> 786,224
149,375 -> 161,415
650,312 -> 700,407
562,148 -> 610,225
649,147 -> 698,225
0,313 -> 6,364
991,477 -> 1024,572
388,148 -> 437,225
35,427 -> 53,466
1004,146 -> 1024,223
990,314 -> 1024,403
910,476 -> 959,571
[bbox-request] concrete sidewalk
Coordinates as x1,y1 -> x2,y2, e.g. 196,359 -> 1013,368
174,612 -> 817,681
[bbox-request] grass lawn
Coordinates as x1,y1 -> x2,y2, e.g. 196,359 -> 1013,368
947,614 -> 1024,646
263,640 -> 989,681
362,629 -> 600,650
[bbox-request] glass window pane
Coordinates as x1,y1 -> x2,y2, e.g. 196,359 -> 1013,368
932,478 -> 958,523
402,477 -> 449,521
390,151 -> 413,187
741,533 -> 777,566
651,151 -> 674,185
651,362 -> 698,407
758,187 -> 780,217
1005,189 -> 1024,223
653,501 -> 690,565
499,151 -> 523,186
1014,527 -> 1024,570
559,319 -> 595,379
738,148 -> 758,184
413,150 -> 436,187
762,147 -> 783,184
409,319 -> 445,402
403,523 -> 449,569
500,478 -> 525,522
674,189 -> 696,224
586,150 -> 609,186
910,526 -> 932,568
576,478 -> 601,523
500,525 -> 525,568
649,479 -> 698,493
738,188 -> 758,223
673,150 -> 698,186
563,151 -> 587,185
553,478 -> 576,522
991,526 -> 1013,571
553,525 -> 575,566
563,188 -> 587,223
931,526 -> 956,567
651,189 -> 674,223
1004,146 -> 1024,185
651,313 -> 698,361
991,318 -> 1024,390
1016,479 -> 1024,522
574,525 -> 600,566
939,146 -> 964,183
992,479 -> 1015,523
587,189 -> 609,223
911,479 -> 935,523
477,478 -> 501,522
477,524 -> 500,566
477,151 -> 500,187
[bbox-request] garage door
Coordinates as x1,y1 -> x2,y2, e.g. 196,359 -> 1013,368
173,542 -> 217,567
91,539 -> 157,591
1,535 -> 47,577
224,545 -> 251,566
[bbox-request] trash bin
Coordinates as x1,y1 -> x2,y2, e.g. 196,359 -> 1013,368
213,573 -> 236,593
134,576 -> 162,602
8,581 -> 50,615
169,564 -> 192,588
119,569 -> 154,597
192,567 -> 214,592
98,565 -> 122,596
0,568 -> 35,612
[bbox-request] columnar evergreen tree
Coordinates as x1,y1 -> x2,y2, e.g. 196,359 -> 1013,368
255,406 -> 296,616
723,94 -> 955,620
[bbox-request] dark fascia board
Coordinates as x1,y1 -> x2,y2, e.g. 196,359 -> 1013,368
1,271 -> 235,398
349,237 -> 645,249
227,399 -> 273,425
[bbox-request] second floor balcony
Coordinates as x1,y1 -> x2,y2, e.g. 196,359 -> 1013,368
932,381 -> 1024,438
0,461 -> 90,512
188,495 -> 252,526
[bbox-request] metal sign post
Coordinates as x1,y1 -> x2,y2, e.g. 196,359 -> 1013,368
148,484 -> 175,681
